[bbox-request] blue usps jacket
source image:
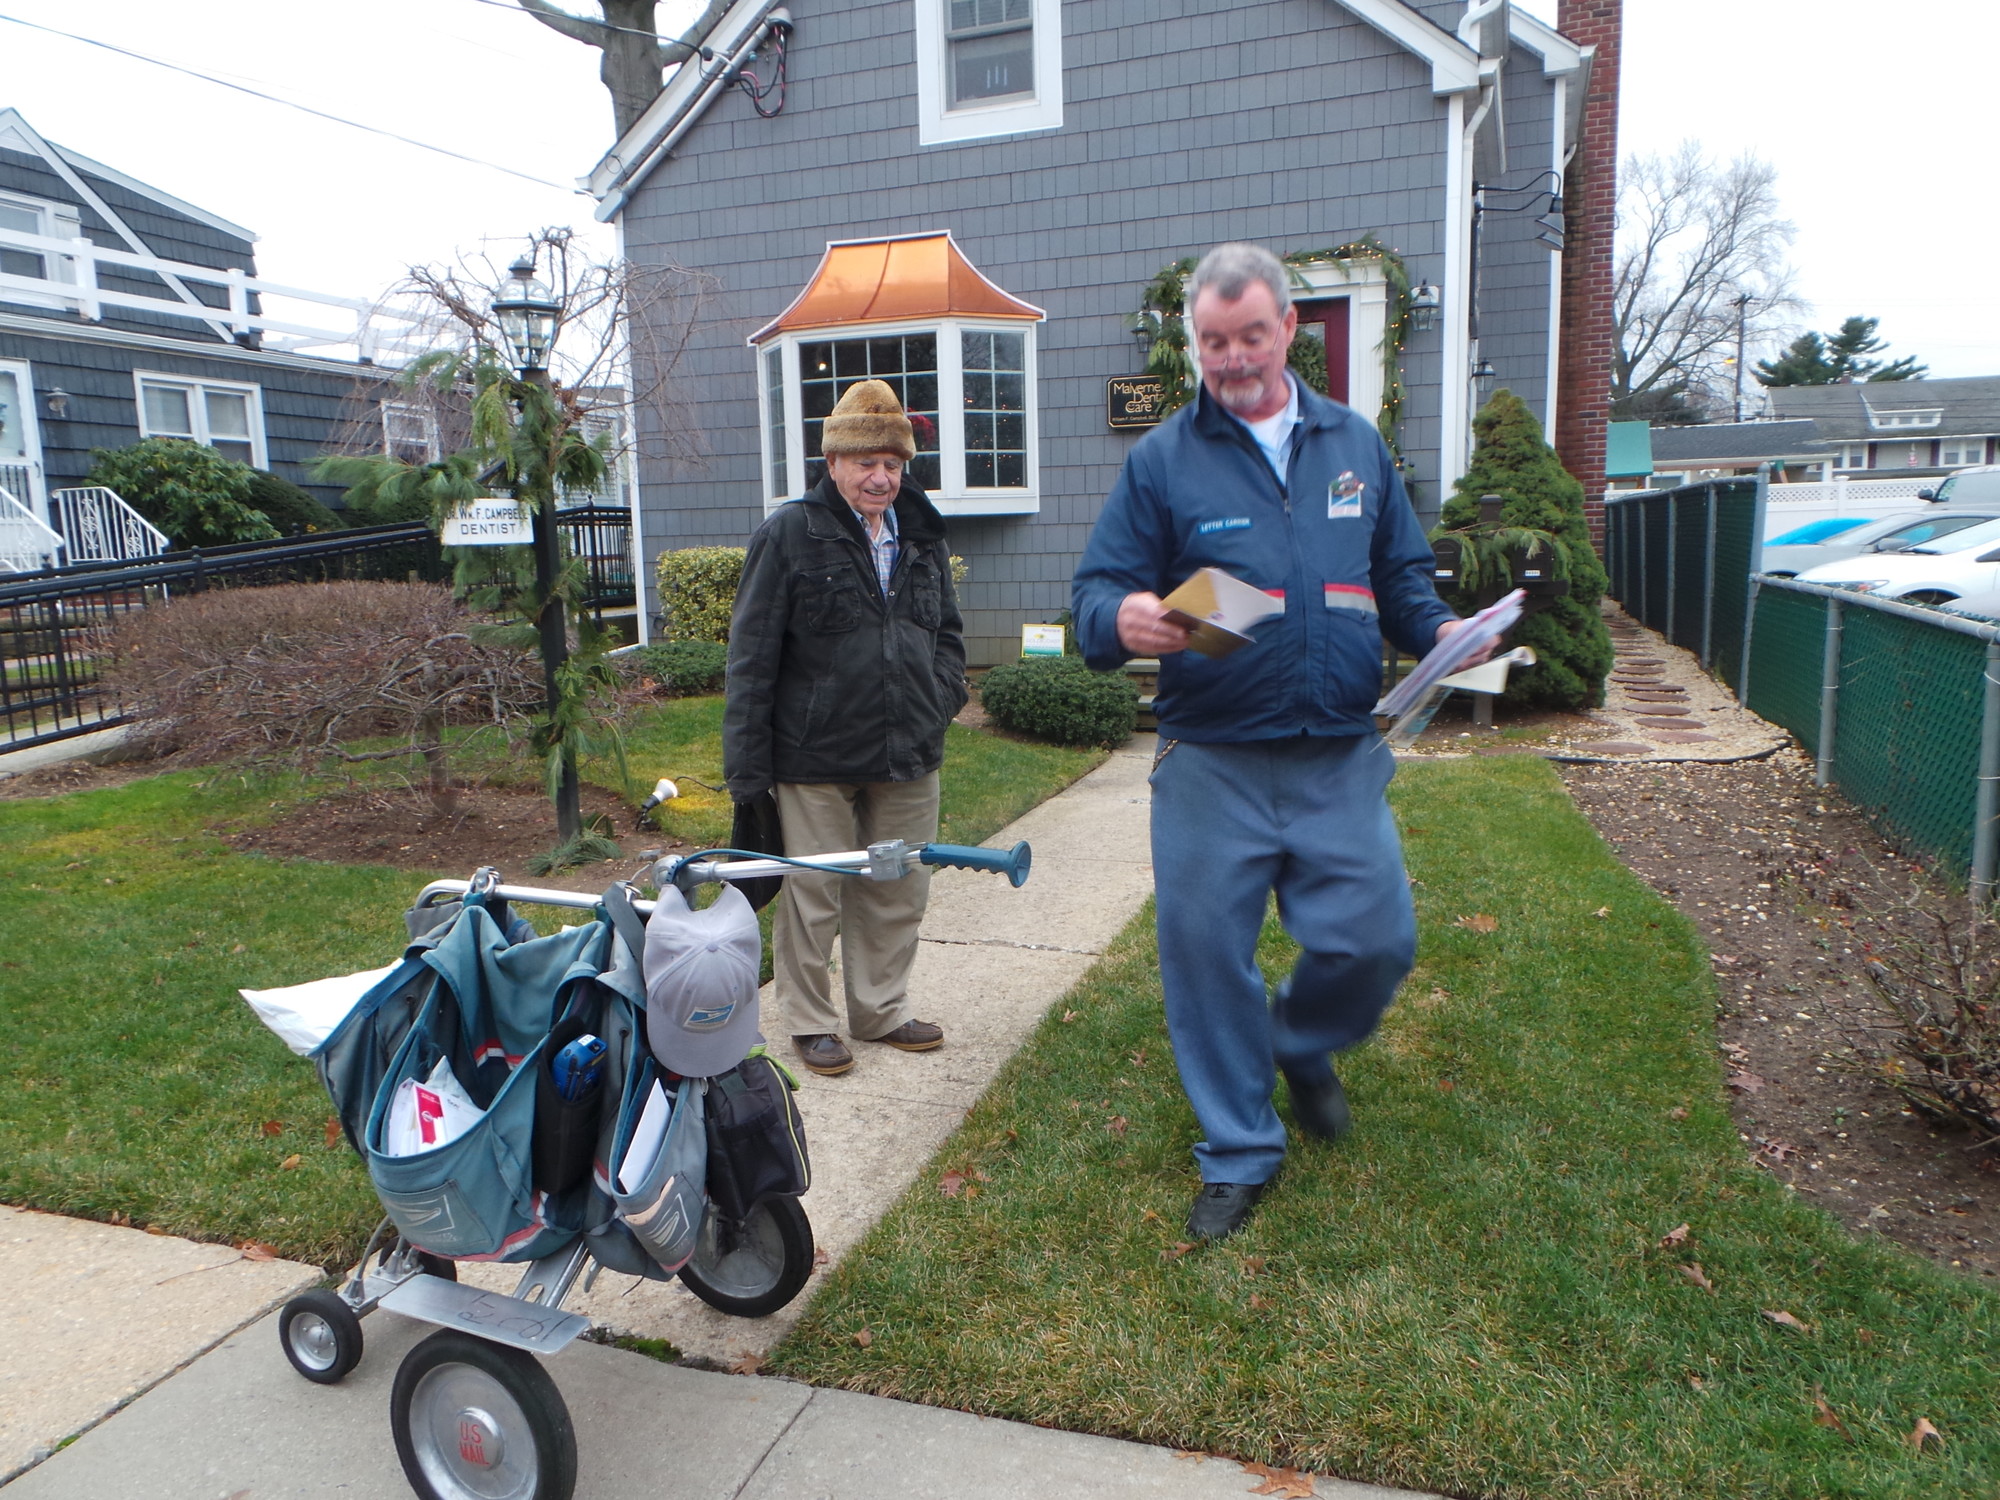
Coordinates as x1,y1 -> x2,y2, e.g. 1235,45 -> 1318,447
1072,380 -> 1456,742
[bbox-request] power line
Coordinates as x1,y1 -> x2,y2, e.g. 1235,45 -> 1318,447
0,10 -> 581,193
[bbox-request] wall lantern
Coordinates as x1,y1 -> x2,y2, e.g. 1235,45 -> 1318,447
1408,281 -> 1442,333
43,387 -> 69,419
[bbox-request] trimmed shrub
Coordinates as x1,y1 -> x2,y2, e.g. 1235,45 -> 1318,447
86,438 -> 281,549
1436,389 -> 1613,711
980,655 -> 1137,748
632,639 -> 728,696
245,470 -> 344,536
656,546 -> 746,643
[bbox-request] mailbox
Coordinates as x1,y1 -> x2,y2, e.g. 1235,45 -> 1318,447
1430,534 -> 1464,589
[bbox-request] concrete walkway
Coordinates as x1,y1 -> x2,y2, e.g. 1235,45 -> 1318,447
1,736 -> 1440,1499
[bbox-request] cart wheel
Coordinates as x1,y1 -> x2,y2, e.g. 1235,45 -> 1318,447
391,1331 -> 575,1500
677,1196 -> 814,1318
279,1290 -> 364,1385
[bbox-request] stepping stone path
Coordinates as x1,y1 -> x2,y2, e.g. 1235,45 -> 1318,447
1566,605 -> 1787,762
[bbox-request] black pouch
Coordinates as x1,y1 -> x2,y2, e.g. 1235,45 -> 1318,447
532,1008 -> 604,1198
703,1048 -> 810,1220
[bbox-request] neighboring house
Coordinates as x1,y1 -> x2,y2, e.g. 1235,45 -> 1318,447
0,108 -> 422,563
1767,378 -> 2000,479
1645,419 -> 1823,486
587,0 -> 1617,664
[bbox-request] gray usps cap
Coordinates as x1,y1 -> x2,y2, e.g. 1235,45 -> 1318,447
642,882 -> 762,1077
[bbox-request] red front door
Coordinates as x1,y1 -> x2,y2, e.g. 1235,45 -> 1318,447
1293,298 -> 1350,405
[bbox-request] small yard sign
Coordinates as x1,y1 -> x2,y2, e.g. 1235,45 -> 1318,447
1021,624 -> 1065,657
1106,374 -> 1166,430
441,499 -> 532,546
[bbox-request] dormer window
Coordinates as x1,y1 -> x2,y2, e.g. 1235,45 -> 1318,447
1867,405 -> 1942,431
916,0 -> 1063,145
752,233 -> 1044,516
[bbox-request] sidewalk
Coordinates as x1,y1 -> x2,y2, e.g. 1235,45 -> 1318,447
0,736 -> 1439,1498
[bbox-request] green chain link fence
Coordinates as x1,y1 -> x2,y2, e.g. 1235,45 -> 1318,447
1606,478 -> 2000,891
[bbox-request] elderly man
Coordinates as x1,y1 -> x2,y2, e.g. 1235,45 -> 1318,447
724,379 -> 967,1077
1073,243 -> 1482,1240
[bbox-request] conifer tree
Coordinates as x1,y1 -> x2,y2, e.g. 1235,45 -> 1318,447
1436,389 -> 1613,710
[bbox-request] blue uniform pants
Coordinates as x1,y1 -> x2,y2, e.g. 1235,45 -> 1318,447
1149,732 -> 1416,1185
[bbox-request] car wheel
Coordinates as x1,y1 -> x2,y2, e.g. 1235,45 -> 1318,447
1901,591 -> 1958,606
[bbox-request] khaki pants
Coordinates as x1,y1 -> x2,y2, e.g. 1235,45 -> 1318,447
773,773 -> 940,1040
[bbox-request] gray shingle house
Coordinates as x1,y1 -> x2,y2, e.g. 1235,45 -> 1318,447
591,0 -> 1603,663
1767,378 -> 2000,479
0,109 -> 419,565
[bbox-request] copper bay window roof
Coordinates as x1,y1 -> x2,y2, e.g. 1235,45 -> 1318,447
749,232 -> 1045,344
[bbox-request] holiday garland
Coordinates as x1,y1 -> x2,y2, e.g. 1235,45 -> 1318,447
1135,236 -> 1415,458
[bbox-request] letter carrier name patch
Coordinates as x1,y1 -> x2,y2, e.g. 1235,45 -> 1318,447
1327,471 -> 1366,519
1197,516 -> 1253,534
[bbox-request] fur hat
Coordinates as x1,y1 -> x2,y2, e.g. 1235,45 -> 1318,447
821,379 -> 916,461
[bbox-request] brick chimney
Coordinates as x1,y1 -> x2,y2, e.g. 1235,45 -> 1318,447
1556,0 -> 1621,542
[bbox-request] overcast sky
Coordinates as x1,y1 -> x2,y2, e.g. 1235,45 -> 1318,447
2,1 -> 1991,382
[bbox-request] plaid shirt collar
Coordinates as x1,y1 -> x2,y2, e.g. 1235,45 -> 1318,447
850,500 -> 900,595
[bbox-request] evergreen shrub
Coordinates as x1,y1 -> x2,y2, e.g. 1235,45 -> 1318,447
1436,389 -> 1613,710
245,470 -> 343,536
87,438 -> 281,549
632,639 -> 728,696
656,546 -> 746,642
980,655 -> 1137,748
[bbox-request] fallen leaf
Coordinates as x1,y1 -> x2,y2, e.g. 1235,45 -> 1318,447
1908,1417 -> 1943,1452
1687,1375 -> 1705,1391
231,943 -> 246,953
1667,1106 -> 1690,1121
1437,1078 -> 1456,1092
1107,1115 -> 1129,1137
1140,1208 -> 1163,1224
853,1327 -> 873,1348
1161,1241 -> 1195,1262
939,1172 -> 965,1198
1591,906 -> 1611,918
1061,1009 -> 1079,1023
1128,1047 -> 1148,1067
240,1242 -> 279,1260
1454,913 -> 1499,934
1810,1385 -> 1852,1440
729,1353 -> 764,1376
1240,1255 -> 1267,1277
278,1154 -> 302,1171
324,1118 -> 343,1149
1248,1293 -> 1272,1310
1762,1309 -> 1812,1333
1726,1069 -> 1768,1094
1678,1262 -> 1716,1294
260,1121 -> 283,1138
1660,1223 -> 1690,1248
1241,1460 -> 1317,1497
1171,1450 -> 1209,1463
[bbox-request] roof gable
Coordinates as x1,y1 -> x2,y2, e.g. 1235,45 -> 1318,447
0,109 -> 255,243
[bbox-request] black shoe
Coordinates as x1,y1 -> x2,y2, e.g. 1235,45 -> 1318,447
1283,1067 -> 1351,1142
1186,1181 -> 1266,1241
793,1033 -> 855,1076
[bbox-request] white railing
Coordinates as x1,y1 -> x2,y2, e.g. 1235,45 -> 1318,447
0,482 -> 65,572
0,223 -> 429,365
1764,476 -> 1937,510
50,486 -> 168,564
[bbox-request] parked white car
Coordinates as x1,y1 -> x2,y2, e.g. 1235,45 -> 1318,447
1793,517 -> 2000,613
1762,511 -> 2000,577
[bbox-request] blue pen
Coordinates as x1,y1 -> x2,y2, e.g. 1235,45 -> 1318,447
552,1035 -> 606,1102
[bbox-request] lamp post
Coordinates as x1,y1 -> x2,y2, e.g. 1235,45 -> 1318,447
492,255 -> 582,843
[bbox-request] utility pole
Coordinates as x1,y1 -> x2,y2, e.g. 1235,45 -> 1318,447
1732,292 -> 1752,422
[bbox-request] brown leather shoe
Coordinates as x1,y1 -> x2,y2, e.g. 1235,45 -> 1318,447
870,1018 -> 944,1051
793,1033 -> 855,1076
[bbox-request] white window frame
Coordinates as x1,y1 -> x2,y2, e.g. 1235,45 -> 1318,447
1941,435 -> 1989,468
756,318 -> 1041,516
1285,260 -> 1392,428
133,371 -> 267,468
381,399 -> 440,465
1866,406 -> 1943,431
0,190 -> 83,311
915,0 -> 1063,146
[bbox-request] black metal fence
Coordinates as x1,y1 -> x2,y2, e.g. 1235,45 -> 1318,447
1601,476 -> 1766,690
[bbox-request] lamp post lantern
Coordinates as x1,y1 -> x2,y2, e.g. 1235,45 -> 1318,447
492,254 -> 582,843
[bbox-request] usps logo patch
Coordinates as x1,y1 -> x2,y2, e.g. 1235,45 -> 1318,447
1327,471 -> 1366,519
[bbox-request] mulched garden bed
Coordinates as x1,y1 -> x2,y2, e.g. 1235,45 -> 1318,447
1562,749 -> 1996,1282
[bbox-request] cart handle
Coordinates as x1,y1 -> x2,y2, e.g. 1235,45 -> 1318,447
920,840 -> 1032,887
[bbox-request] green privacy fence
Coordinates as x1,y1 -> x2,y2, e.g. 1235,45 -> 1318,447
1741,577 -> 2000,891
1602,476 -> 1765,690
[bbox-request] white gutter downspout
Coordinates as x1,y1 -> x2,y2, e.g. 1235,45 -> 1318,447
614,212 -> 651,647
595,6 -> 789,223
1441,89 -> 1473,490
1544,72 -> 1566,440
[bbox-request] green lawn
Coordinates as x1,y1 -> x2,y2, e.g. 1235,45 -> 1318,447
0,700 -> 1101,1268
771,756 -> 1998,1500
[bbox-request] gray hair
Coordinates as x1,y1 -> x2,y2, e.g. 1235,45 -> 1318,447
1188,242 -> 1291,318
